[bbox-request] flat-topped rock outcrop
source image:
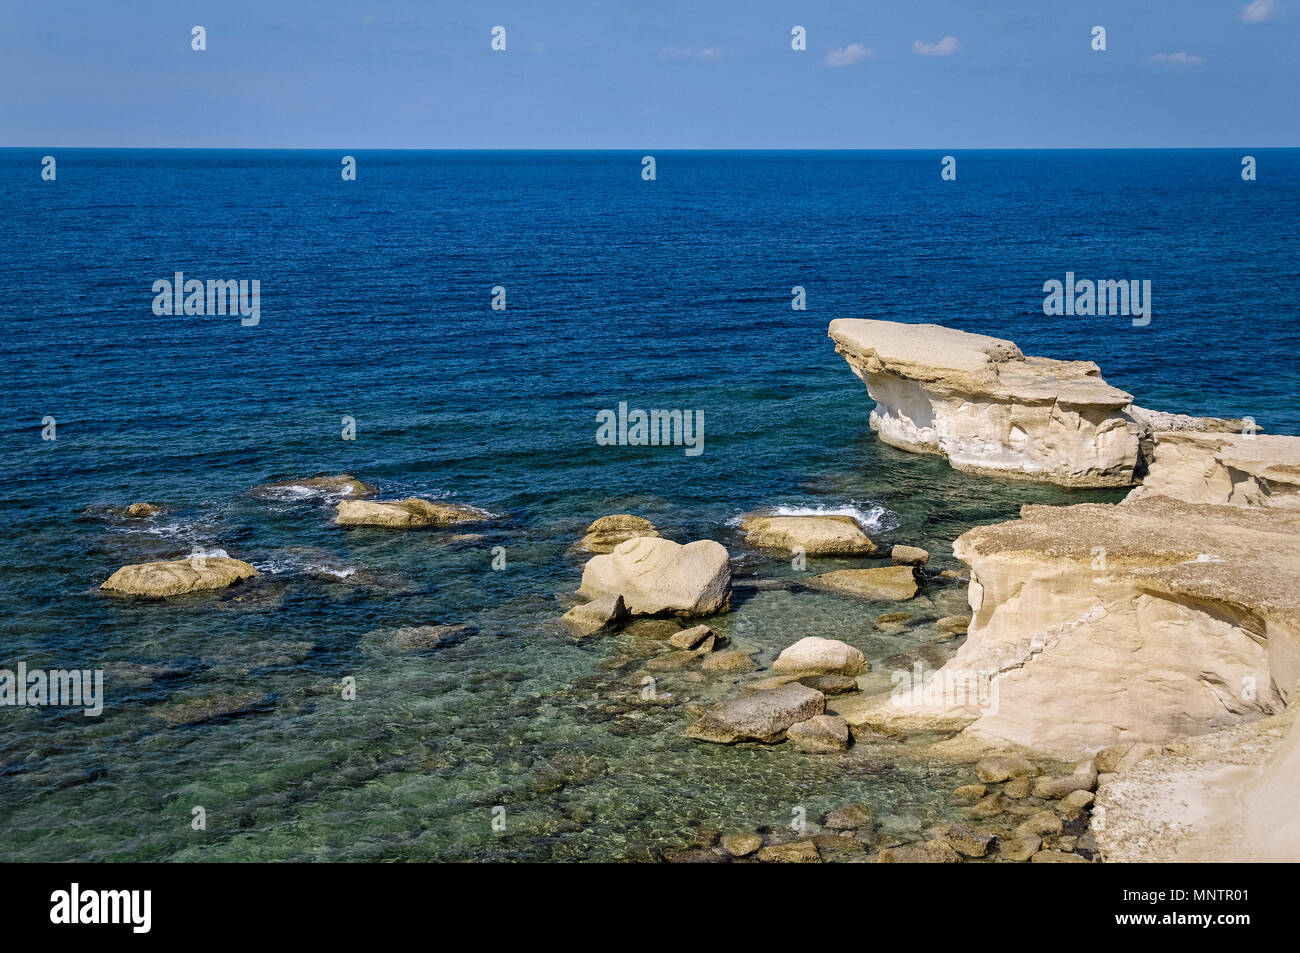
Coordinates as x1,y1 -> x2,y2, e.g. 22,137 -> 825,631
100,556 -> 257,598
741,513 -> 876,555
1125,431 -> 1300,508
252,474 -> 378,500
856,497 -> 1300,759
829,319 -> 1252,488
830,319 -> 1139,486
686,682 -> 826,744
335,498 -> 489,528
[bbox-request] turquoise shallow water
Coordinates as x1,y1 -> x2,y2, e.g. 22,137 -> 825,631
1,149 -> 1294,860
0,445 -> 1112,862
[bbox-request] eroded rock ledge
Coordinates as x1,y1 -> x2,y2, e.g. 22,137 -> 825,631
853,497 -> 1300,760
1126,431 -> 1300,508
829,319 -> 1245,487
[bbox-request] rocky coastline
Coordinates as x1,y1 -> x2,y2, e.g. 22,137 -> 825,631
87,321 -> 1300,862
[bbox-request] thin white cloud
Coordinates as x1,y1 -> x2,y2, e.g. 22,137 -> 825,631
913,36 -> 961,56
824,44 -> 874,67
659,45 -> 723,63
1149,51 -> 1205,66
1240,0 -> 1279,22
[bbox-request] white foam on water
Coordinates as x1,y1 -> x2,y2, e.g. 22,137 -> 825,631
727,502 -> 900,534
251,557 -> 296,575
252,554 -> 359,579
191,547 -> 230,560
306,563 -> 357,579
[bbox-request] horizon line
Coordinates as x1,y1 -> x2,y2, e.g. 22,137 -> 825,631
3,145 -> 1298,152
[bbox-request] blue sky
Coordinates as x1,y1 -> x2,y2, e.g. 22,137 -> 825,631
2,0 -> 1296,148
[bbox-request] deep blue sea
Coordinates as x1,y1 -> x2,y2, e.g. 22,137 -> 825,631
1,149 -> 1297,861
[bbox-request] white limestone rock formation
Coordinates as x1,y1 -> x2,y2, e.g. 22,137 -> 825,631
578,536 -> 731,617
1125,431 -> 1300,508
829,319 -> 1140,487
848,497 -> 1300,760
1095,703 -> 1300,861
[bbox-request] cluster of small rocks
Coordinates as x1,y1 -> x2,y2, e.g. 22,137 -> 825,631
669,750 -> 1121,863
683,637 -> 870,750
664,803 -> 885,863
941,755 -> 1102,862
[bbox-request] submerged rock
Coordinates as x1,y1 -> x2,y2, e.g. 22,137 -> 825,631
100,556 -> 257,598
721,833 -> 762,857
154,690 -> 272,726
878,839 -> 962,863
645,649 -> 707,672
975,756 -> 1040,783
668,624 -> 715,649
757,840 -> 821,863
578,514 -> 661,553
252,474 -> 377,499
809,566 -> 919,601
579,536 -> 731,617
824,804 -> 874,830
685,683 -> 825,744
335,497 -> 489,528
798,674 -> 859,695
741,514 -> 876,555
950,784 -> 987,804
701,650 -> 758,674
875,611 -> 913,626
362,624 -> 468,655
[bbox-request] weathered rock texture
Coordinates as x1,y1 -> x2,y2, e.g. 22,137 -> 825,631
772,637 -> 868,677
100,556 -> 257,598
830,320 -> 1252,488
1095,704 -> 1300,861
809,566 -> 919,601
578,514 -> 660,553
579,536 -> 731,617
879,497 -> 1300,759
1125,431 -> 1300,508
685,683 -> 825,743
741,514 -> 876,555
561,594 -> 628,636
253,475 -> 377,499
830,319 -> 1140,486
335,498 -> 488,528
